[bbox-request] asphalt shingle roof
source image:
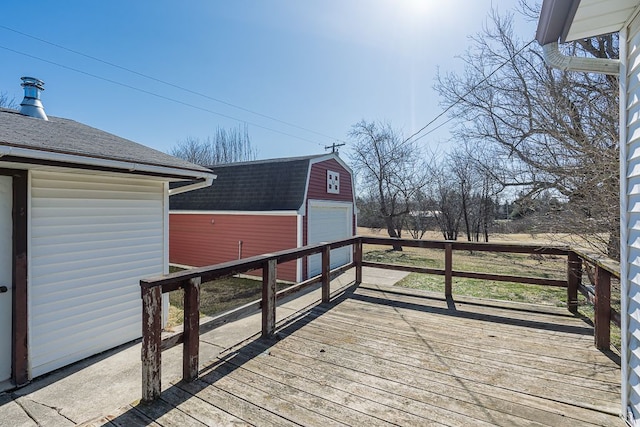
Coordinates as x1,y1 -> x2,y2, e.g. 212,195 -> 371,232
170,155 -> 328,211
0,107 -> 211,175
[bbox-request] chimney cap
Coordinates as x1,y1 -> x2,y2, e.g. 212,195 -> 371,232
19,76 -> 48,120
21,76 -> 46,91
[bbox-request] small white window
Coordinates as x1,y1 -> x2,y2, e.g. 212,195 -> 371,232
327,170 -> 340,194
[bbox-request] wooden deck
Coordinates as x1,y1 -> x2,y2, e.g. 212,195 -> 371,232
97,283 -> 622,426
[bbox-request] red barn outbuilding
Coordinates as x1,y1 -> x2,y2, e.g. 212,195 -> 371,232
169,153 -> 356,282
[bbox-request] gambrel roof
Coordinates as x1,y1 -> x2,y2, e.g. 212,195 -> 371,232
170,153 -> 347,211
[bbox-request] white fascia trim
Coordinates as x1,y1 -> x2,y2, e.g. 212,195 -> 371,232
0,145 -> 215,181
169,210 -> 298,216
541,42 -> 620,75
167,176 -> 215,196
300,163 -> 313,217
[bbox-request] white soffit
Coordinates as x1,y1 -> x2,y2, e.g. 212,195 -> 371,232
565,0 -> 638,42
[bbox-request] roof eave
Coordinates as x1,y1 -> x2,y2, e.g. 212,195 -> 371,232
536,0 -> 581,45
0,145 -> 215,181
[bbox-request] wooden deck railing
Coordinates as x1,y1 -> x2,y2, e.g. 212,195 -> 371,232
140,237 -> 359,401
140,236 -> 620,401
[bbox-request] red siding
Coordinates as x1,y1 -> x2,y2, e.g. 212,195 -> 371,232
170,213 -> 298,282
306,159 -> 354,202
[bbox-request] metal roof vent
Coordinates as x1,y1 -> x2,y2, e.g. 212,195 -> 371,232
19,77 -> 48,120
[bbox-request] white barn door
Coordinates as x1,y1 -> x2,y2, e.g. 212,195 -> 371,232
307,200 -> 353,278
0,176 -> 12,387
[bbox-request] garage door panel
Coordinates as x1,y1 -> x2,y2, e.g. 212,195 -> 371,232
307,201 -> 353,278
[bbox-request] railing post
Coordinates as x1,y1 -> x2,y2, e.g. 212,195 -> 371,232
141,284 -> 162,402
445,243 -> 452,298
183,277 -> 201,382
567,251 -> 581,314
594,265 -> 611,350
322,245 -> 331,303
262,259 -> 277,338
355,239 -> 363,284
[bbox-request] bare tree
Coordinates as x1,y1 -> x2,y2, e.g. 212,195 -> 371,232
348,120 -> 428,249
448,150 -> 501,242
0,91 -> 18,109
434,6 -> 619,258
405,189 -> 432,240
429,169 -> 463,241
170,124 -> 257,165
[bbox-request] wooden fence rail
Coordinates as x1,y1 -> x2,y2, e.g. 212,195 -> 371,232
140,236 -> 619,402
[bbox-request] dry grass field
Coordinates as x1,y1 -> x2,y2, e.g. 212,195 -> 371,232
357,226 -> 608,249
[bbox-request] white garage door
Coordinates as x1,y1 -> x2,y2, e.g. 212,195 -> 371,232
29,171 -> 165,377
307,200 -> 353,278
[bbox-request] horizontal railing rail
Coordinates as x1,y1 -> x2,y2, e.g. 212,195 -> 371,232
140,235 -> 619,401
361,237 -> 570,289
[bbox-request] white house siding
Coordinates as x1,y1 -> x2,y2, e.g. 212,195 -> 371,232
626,10 -> 640,419
29,171 -> 165,377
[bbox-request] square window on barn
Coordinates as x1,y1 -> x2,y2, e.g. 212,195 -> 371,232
327,170 -> 339,194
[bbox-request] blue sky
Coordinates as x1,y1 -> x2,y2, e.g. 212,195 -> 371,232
0,1 -> 535,160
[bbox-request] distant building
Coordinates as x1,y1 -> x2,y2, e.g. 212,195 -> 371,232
169,153 -> 356,281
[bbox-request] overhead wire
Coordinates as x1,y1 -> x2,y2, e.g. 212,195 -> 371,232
0,24 -> 348,145
0,44 -> 327,147
403,39 -> 536,145
1,22 -> 536,150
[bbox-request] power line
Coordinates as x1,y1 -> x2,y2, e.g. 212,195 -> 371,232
0,25 -> 345,145
403,39 -> 536,144
0,25 -> 347,145
411,116 -> 456,142
0,44 -> 327,147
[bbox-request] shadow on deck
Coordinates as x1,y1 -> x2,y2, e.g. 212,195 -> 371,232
95,283 -> 623,427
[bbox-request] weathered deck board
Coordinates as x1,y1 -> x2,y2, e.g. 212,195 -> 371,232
294,318 -> 618,397
202,353 -> 415,426
157,386 -> 249,426
304,298 -> 618,377
231,340 -> 550,426
176,377 -> 300,426
300,311 -> 618,386
104,284 -> 622,426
